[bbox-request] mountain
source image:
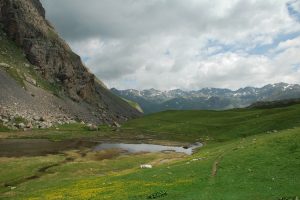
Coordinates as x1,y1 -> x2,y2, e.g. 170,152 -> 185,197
248,98 -> 300,109
0,0 -> 141,129
111,83 -> 300,114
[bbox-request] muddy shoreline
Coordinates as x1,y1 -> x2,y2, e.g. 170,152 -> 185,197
0,139 -> 97,157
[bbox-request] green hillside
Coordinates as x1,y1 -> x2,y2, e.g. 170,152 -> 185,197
123,104 -> 300,142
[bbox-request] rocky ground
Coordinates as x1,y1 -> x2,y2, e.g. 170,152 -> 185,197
0,68 -> 121,130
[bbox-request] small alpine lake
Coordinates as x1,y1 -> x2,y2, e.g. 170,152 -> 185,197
93,142 -> 203,155
0,139 -> 203,157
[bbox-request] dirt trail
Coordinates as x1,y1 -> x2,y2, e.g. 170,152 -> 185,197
211,156 -> 223,177
211,141 -> 245,177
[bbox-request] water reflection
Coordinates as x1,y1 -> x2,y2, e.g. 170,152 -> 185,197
94,142 -> 203,155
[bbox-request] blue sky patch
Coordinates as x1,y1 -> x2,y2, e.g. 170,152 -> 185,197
287,0 -> 300,22
204,39 -> 239,57
249,31 -> 300,56
204,30 -> 300,58
292,63 -> 300,71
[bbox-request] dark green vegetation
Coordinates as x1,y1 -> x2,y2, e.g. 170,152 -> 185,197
248,98 -> 300,109
0,104 -> 299,199
0,123 -> 9,132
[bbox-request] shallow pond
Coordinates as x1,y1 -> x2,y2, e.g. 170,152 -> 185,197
94,142 -> 203,155
0,139 -> 203,157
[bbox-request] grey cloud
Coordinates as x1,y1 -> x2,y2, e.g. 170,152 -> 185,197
41,0 -> 300,90
41,0 -> 288,41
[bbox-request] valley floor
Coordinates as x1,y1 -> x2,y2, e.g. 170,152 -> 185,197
0,105 -> 300,200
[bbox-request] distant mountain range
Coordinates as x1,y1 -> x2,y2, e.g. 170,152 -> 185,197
111,83 -> 300,114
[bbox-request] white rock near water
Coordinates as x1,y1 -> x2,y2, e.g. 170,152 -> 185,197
140,164 -> 153,169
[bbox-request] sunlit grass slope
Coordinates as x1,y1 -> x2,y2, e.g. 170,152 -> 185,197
123,104 -> 300,142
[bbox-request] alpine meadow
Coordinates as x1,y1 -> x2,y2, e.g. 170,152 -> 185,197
0,0 -> 300,200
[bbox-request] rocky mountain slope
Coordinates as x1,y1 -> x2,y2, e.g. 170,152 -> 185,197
112,83 -> 300,114
0,0 -> 141,129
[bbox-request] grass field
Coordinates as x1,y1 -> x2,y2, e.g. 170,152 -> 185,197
123,105 -> 300,142
0,104 -> 299,199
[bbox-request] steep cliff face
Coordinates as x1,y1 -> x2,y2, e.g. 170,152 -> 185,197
0,0 -> 142,126
0,0 -> 93,102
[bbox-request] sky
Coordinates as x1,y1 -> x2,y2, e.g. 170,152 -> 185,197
41,0 -> 300,90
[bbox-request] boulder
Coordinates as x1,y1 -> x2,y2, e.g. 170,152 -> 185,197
26,122 -> 33,129
39,116 -> 46,122
0,62 -> 11,69
87,124 -> 98,131
2,119 -> 9,123
68,119 -> 76,124
33,116 -> 40,121
17,123 -> 25,129
24,75 -> 37,86
113,121 -> 121,128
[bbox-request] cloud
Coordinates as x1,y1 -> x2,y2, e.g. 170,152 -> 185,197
287,0 -> 300,22
41,0 -> 300,90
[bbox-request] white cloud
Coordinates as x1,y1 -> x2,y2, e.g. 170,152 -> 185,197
42,0 -> 300,90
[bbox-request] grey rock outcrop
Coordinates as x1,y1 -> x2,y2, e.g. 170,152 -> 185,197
0,0 -> 142,128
